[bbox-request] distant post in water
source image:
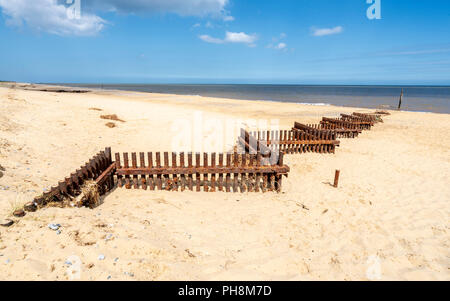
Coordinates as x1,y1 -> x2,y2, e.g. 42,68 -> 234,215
398,88 -> 403,110
333,170 -> 340,188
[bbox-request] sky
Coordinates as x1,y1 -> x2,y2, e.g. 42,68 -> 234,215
0,0 -> 449,85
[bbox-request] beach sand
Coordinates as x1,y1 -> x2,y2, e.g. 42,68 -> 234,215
0,83 -> 448,280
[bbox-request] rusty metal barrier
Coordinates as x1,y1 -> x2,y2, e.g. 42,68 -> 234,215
321,117 -> 366,131
240,126 -> 339,155
114,150 -> 289,193
26,147 -> 115,211
304,122 -> 361,138
21,111 -> 385,214
340,114 -> 373,129
352,112 -> 383,123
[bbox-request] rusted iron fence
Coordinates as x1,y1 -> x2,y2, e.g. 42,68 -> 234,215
239,111 -> 384,157
305,122 -> 361,138
339,114 -> 373,130
321,117 -> 366,131
29,147 -> 115,210
240,125 -> 339,155
319,112 -> 383,132
22,111 -> 384,213
114,150 -> 289,193
352,112 -> 383,123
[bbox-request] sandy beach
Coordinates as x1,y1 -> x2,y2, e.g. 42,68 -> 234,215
0,83 -> 448,281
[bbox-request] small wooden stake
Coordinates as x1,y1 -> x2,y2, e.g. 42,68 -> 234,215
333,170 -> 340,188
398,88 -> 403,110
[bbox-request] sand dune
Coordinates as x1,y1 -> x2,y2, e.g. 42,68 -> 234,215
0,84 -> 448,280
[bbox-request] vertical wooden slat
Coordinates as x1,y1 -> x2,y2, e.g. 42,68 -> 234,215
248,154 -> 254,192
240,154 -> 246,193
172,152 -> 178,191
226,153 -> 231,192
131,152 -> 138,189
307,130 -> 312,152
195,153 -> 201,192
188,152 -> 193,191
233,151 -> 239,193
115,153 -> 123,187
139,152 -> 147,190
148,152 -> 155,190
123,153 -> 131,189
89,158 -> 97,179
285,131 -> 290,154
269,174 -> 275,191
314,130 -> 319,153
203,153 -> 209,192
275,131 -> 279,154
286,130 -> 289,153
210,153 -> 216,192
303,131 -> 308,153
276,151 -> 284,192
292,130 -> 298,154
58,181 -> 67,195
262,174 -> 268,193
255,152 -> 261,192
180,152 -> 185,192
71,172 -> 79,195
76,169 -> 85,189
318,131 -> 323,153
218,153 -> 223,192
156,152 -> 162,190
64,177 -> 73,196
139,152 -> 145,167
163,152 -> 169,190
325,131 -> 330,153
80,166 -> 89,181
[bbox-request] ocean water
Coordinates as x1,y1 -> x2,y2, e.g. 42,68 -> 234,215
55,84 -> 450,114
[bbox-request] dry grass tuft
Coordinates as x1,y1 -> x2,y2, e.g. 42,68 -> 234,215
8,198 -> 24,217
89,107 -> 103,111
100,114 -> 125,122
81,180 -> 100,209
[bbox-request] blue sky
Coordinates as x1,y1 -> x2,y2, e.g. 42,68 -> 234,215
0,0 -> 449,85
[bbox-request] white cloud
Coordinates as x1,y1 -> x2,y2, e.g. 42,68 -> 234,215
275,42 -> 287,50
223,15 -> 234,22
199,31 -> 258,46
0,0 -> 105,36
89,0 -> 229,16
267,42 -> 288,51
224,31 -> 257,44
311,26 -> 343,37
0,0 -> 230,36
199,34 -> 224,44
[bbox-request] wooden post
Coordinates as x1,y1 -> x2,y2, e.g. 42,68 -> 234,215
180,152 -> 185,191
398,88 -> 403,110
148,152 -> 155,190
333,170 -> 340,188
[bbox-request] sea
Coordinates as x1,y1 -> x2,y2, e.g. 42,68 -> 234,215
52,84 -> 450,114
